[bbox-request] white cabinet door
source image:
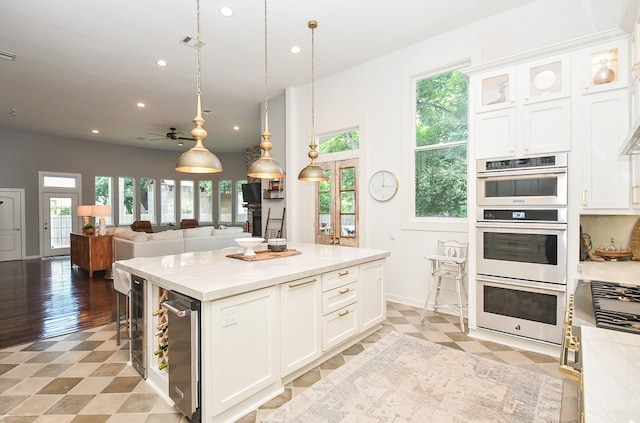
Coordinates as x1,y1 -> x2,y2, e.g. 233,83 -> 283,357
280,276 -> 322,377
209,286 -> 279,415
581,89 -> 630,210
474,108 -> 517,159
521,98 -> 571,155
359,260 -> 386,332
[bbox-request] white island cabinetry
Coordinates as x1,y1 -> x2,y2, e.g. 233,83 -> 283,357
114,242 -> 389,423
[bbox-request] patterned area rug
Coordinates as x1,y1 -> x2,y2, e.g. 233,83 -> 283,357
263,332 -> 563,422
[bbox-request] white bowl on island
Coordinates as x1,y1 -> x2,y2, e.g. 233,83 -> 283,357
235,237 -> 265,256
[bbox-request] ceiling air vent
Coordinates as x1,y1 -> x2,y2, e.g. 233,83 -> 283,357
180,36 -> 206,49
0,50 -> 16,61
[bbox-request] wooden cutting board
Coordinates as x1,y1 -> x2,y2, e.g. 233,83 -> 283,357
226,249 -> 301,262
633,218 -> 640,261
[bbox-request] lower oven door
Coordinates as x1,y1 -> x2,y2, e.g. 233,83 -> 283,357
477,276 -> 566,344
477,222 -> 567,284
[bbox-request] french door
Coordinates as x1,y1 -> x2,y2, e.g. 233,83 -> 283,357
42,193 -> 78,256
0,190 -> 23,261
315,159 -> 359,247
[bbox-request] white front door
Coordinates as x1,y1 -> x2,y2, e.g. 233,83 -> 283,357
42,193 -> 79,257
0,190 -> 23,261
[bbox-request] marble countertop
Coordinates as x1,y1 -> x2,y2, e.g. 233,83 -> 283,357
113,242 -> 390,301
577,260 -> 640,286
580,325 -> 640,422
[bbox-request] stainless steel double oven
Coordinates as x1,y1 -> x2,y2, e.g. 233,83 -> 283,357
475,154 -> 568,344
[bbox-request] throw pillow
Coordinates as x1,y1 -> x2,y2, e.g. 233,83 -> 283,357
149,230 -> 184,241
183,226 -> 213,238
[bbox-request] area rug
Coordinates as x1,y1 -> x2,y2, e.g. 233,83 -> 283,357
263,332 -> 563,422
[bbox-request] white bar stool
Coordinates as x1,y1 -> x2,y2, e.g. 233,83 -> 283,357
112,267 -> 131,345
420,240 -> 468,332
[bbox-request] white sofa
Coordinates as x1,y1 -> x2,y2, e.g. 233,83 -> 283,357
112,226 -> 252,261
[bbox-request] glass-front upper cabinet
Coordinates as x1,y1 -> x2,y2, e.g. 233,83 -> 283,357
476,68 -> 516,112
581,38 -> 629,94
521,55 -> 571,104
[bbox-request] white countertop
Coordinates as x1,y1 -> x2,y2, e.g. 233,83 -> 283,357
580,325 -> 640,423
113,242 -> 390,301
577,260 -> 640,286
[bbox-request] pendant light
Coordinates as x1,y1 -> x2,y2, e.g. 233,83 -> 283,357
298,20 -> 329,182
247,0 -> 285,179
175,0 -> 223,174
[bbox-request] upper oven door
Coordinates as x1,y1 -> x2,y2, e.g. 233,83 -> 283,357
477,167 -> 567,206
476,222 -> 567,284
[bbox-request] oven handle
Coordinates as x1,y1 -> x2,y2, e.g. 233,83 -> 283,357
477,167 -> 567,178
476,221 -> 567,230
477,275 -> 567,292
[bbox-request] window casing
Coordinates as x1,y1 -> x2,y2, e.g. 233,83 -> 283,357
413,69 -> 468,220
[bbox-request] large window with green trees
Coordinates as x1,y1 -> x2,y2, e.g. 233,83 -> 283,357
95,176 -> 113,225
180,180 -> 194,220
161,179 -> 176,225
235,180 -> 247,224
319,129 -> 359,154
219,180 -> 232,223
140,178 -> 156,224
199,181 -> 213,223
118,177 -> 135,225
414,69 -> 468,218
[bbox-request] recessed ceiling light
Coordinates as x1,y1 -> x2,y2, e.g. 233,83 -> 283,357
219,6 -> 233,17
290,46 -> 301,54
137,102 -> 145,108
91,129 -> 100,134
156,59 -> 167,67
233,126 -> 239,131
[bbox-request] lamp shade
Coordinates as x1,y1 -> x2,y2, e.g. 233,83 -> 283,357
92,205 -> 111,217
76,205 -> 93,216
175,142 -> 223,174
298,163 -> 329,181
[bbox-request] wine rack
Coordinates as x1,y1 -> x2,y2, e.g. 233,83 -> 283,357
156,287 -> 169,372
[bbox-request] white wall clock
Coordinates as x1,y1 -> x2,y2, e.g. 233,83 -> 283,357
368,170 -> 398,202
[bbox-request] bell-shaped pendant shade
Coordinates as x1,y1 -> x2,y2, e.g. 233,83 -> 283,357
298,163 -> 328,181
175,141 -> 223,173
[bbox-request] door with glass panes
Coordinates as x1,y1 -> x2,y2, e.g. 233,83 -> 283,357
315,159 -> 358,247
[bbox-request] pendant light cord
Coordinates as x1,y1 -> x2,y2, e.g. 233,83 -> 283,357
311,23 -> 315,140
196,0 -> 202,97
264,0 -> 269,118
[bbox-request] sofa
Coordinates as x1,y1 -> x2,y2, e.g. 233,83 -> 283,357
112,226 -> 252,261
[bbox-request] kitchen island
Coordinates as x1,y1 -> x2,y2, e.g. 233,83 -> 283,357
113,242 -> 390,423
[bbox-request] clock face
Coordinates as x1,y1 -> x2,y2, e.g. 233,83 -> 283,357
369,170 -> 398,201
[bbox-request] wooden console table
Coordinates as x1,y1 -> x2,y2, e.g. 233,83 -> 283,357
70,233 -> 113,278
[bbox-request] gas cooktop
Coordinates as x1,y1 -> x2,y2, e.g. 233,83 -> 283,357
591,280 -> 640,335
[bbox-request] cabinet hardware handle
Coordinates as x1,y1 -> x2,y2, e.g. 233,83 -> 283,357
339,288 -> 350,295
338,270 -> 349,276
338,310 -> 350,317
582,189 -> 587,206
288,279 -> 316,289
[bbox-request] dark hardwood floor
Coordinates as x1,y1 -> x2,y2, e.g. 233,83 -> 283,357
0,256 -> 119,349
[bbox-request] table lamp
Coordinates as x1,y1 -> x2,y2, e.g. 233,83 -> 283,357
77,205 -> 93,233
92,205 -> 111,236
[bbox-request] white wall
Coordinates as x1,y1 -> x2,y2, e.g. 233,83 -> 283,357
284,0 -> 634,308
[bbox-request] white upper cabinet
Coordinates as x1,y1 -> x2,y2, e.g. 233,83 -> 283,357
580,39 -> 629,95
473,54 -> 572,159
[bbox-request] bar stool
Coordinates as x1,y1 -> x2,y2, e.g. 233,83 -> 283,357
421,240 -> 468,332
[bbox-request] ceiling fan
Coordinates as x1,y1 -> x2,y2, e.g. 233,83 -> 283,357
148,128 -> 195,146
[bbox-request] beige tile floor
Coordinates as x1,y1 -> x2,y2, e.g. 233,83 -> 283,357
0,302 -> 579,423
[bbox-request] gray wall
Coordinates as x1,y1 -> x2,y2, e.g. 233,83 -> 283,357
0,128 -> 247,256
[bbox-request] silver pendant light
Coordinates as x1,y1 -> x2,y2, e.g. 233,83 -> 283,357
247,0 -> 285,179
175,0 -> 223,174
298,20 -> 328,182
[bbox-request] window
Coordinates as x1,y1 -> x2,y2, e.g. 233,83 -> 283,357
319,129 -> 359,154
199,181 -> 213,223
235,180 -> 247,223
414,69 -> 468,218
161,179 -> 176,225
219,180 -> 232,223
118,177 -> 135,225
140,178 -> 156,224
180,180 -> 194,220
43,176 -> 76,188
95,176 -> 113,225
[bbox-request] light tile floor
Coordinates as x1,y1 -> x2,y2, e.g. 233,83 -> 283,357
0,302 -> 579,423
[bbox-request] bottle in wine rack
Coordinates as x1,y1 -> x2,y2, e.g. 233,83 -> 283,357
159,361 -> 168,370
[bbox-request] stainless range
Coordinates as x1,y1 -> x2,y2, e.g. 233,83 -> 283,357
561,279 -> 640,378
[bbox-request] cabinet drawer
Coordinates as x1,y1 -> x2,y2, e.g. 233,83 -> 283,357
322,266 -> 359,292
322,303 -> 358,351
322,282 -> 357,315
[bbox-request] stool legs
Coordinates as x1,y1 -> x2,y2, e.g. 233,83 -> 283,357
421,274 -> 467,333
115,291 -> 129,346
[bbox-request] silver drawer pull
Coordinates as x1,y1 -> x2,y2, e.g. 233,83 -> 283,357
338,270 -> 349,277
338,288 -> 350,295
338,310 -> 350,317
289,279 -> 316,289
